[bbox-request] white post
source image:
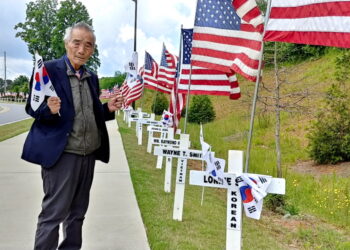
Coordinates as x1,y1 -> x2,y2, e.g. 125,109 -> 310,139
147,130 -> 153,153
156,129 -> 168,169
226,150 -> 243,250
137,121 -> 143,145
173,134 -> 190,221
128,113 -> 132,127
164,129 -> 175,193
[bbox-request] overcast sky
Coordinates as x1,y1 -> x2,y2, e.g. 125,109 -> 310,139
0,0 -> 197,80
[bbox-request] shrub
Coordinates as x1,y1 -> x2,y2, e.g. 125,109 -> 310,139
151,93 -> 169,115
308,84 -> 350,164
187,95 -> 215,124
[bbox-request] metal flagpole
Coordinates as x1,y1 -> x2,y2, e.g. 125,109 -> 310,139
244,0 -> 273,173
183,64 -> 192,134
4,51 -> 6,94
173,25 -> 183,133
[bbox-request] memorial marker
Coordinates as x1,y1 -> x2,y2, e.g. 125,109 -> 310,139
189,150 -> 286,250
153,145 -> 215,221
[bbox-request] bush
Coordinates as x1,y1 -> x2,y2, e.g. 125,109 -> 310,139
308,84 -> 350,164
187,95 -> 215,124
151,93 -> 169,115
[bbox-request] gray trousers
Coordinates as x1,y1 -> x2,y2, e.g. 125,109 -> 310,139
34,153 -> 96,250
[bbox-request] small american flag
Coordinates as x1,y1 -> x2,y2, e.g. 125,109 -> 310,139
264,0 -> 350,48
178,28 -> 241,99
157,44 -> 177,93
124,67 -> 145,107
191,0 -> 264,82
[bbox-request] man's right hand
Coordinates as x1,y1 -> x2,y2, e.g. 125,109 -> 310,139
47,96 -> 61,114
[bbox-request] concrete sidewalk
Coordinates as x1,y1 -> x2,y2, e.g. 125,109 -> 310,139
0,120 -> 150,250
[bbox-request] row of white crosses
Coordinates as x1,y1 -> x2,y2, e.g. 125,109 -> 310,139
152,130 -> 286,250
122,109 -> 286,250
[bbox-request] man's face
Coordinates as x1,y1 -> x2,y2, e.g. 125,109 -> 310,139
65,28 -> 95,70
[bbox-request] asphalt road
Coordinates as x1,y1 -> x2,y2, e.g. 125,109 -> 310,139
0,103 -> 31,125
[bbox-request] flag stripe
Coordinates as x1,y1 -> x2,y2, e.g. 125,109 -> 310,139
264,0 -> 350,48
192,47 -> 260,68
266,16 -> 350,32
193,32 -> 262,51
270,0 -> 349,7
270,3 -> 350,18
234,0 -> 264,26
265,30 -> 350,48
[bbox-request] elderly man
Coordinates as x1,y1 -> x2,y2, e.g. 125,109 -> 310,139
22,22 -> 123,250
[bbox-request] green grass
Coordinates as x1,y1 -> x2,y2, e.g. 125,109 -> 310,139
0,118 -> 33,142
117,114 -> 350,249
121,50 -> 350,249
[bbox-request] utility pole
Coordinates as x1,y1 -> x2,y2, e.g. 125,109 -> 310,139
4,51 -> 6,94
132,0 -> 137,52
131,0 -> 137,109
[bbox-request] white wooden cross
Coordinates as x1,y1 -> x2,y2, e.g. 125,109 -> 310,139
127,108 -> 150,127
135,114 -> 160,145
153,146 -> 215,221
189,150 -> 285,250
153,134 -> 190,194
147,126 -> 181,169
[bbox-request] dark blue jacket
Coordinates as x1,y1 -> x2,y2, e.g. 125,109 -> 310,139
21,56 -> 115,168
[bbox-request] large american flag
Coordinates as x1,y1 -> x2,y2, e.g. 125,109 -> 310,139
178,28 -> 241,99
191,0 -> 264,82
157,44 -> 177,92
143,51 -> 171,94
264,0 -> 350,48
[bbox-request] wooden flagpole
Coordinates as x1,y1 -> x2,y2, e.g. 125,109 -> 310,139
244,0 -> 273,173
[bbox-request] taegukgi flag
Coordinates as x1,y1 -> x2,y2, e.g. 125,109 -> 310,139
124,51 -> 138,78
30,52 -> 58,111
237,173 -> 272,220
161,110 -> 173,127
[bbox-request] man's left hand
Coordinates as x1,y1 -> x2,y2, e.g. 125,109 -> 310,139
107,95 -> 124,112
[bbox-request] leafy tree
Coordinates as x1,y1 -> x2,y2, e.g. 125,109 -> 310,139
15,0 -> 100,71
188,95 -> 215,124
151,92 -> 169,115
10,75 -> 29,97
15,0 -> 58,61
99,73 -> 126,90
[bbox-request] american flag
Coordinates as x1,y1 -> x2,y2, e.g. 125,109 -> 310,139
143,51 -> 171,94
191,0 -> 264,82
124,67 -> 145,107
113,85 -> 121,96
264,0 -> 350,48
178,28 -> 241,99
157,44 -> 177,92
99,89 -> 111,99
169,76 -> 186,131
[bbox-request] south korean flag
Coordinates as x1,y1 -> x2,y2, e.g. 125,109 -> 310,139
30,52 -> 57,111
237,174 -> 272,220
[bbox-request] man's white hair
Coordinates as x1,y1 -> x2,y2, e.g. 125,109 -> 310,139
63,22 -> 96,44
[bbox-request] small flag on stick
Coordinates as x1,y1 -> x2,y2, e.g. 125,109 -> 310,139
30,52 -> 58,111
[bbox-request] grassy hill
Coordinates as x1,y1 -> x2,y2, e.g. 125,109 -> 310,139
120,50 -> 350,249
